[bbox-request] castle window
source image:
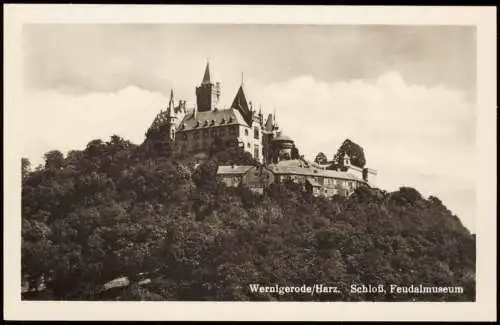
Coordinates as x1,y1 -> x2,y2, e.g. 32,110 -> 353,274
230,125 -> 238,135
194,131 -> 200,139
247,143 -> 251,148
245,129 -> 249,136
211,128 -> 217,136
254,127 -> 259,139
203,130 -> 208,137
220,127 -> 226,136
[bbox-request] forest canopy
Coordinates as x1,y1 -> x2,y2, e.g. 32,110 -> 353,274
21,135 -> 475,301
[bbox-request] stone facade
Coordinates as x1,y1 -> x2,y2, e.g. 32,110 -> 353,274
146,62 -> 285,164
145,60 -> 379,193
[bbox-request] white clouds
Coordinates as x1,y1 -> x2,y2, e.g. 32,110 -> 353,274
22,86 -> 169,165
246,72 -> 476,231
21,71 -> 476,232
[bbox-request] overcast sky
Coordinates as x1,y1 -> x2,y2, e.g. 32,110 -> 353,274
22,24 -> 477,232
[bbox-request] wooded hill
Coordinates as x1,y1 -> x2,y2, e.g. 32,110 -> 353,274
21,135 -> 475,301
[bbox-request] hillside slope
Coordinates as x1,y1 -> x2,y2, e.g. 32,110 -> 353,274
21,136 -> 475,301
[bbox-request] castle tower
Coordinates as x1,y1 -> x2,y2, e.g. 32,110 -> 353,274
165,88 -> 178,141
195,61 -> 220,112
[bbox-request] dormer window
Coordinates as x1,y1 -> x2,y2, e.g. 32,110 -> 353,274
211,119 -> 215,125
221,118 -> 225,124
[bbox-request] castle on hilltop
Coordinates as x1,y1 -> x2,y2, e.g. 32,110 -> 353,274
146,61 -> 299,165
146,61 -> 377,197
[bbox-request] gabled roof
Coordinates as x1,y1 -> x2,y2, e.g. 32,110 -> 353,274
177,108 -> 249,131
217,165 -> 255,175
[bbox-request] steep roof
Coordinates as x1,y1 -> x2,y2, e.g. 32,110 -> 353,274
231,85 -> 252,125
264,113 -> 274,132
177,108 -> 249,131
202,61 -> 211,84
217,165 -> 255,175
166,89 -> 175,116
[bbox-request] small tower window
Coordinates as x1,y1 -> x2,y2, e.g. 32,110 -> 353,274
245,129 -> 249,136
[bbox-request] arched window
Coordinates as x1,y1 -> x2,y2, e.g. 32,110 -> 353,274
245,129 -> 249,136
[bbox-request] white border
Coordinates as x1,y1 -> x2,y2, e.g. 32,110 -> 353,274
4,4 -> 497,321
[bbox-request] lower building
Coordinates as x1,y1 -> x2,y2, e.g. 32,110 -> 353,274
216,164 -> 274,194
216,159 -> 371,197
267,159 -> 367,197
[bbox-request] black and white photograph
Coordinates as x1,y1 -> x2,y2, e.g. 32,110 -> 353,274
4,4 -> 497,322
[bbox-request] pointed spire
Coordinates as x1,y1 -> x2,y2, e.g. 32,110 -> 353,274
241,72 -> 244,86
202,60 -> 211,84
166,88 -> 175,116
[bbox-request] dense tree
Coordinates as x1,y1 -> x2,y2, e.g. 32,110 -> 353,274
22,157 -> 31,180
44,150 -> 65,170
333,139 -> 366,168
314,152 -> 328,165
21,135 -> 476,302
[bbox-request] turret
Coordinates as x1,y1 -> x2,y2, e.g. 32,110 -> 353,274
272,131 -> 294,162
